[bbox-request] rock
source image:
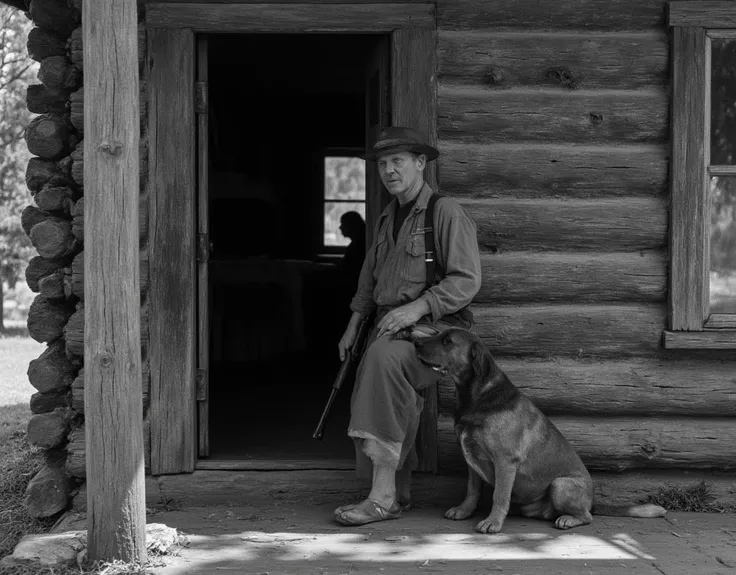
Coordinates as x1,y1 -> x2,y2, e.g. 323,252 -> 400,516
146,523 -> 187,555
7,531 -> 85,567
24,464 -> 71,518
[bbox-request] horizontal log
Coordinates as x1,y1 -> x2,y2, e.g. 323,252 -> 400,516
26,84 -> 68,115
70,27 -> 82,69
66,426 -> 85,478
38,271 -> 65,300
29,0 -> 80,39
25,255 -> 64,292
146,3 -> 435,30
475,251 -> 666,304
63,305 -> 84,358
25,113 -> 74,160
27,340 -> 76,394
668,1 -> 736,26
70,89 -> 82,134
30,389 -> 70,414
21,205 -> 49,236
70,145 -> 83,187
438,357 -> 736,416
439,87 -> 668,144
471,303 -> 665,357
27,409 -> 71,449
438,141 -> 667,199
438,415 -> 736,473
438,31 -> 668,90
25,157 -> 73,193
27,295 -> 73,344
459,197 -> 667,252
27,27 -> 67,62
30,218 -> 79,260
71,197 -> 83,241
438,0 -> 669,30
38,56 -> 81,92
24,463 -> 71,518
34,185 -> 75,213
71,368 -> 83,413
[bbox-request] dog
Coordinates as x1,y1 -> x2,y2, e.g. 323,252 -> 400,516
413,327 -> 666,534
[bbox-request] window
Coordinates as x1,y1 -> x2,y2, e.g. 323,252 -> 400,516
322,152 -> 366,250
665,2 -> 736,348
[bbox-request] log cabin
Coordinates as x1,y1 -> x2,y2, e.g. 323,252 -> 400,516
8,0 -> 736,528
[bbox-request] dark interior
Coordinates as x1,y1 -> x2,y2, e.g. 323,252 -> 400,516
204,33 -> 382,461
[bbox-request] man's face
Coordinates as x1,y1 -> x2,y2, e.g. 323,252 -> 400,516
377,151 -> 426,196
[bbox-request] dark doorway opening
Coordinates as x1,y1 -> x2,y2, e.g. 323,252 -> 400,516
203,33 -> 385,463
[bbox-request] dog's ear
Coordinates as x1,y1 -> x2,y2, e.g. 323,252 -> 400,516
471,340 -> 492,382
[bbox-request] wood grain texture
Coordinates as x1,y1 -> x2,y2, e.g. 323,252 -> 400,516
437,357 -> 736,416
147,28 -> 197,476
475,251 -> 666,304
663,330 -> 736,349
472,303 -> 665,357
197,36 -> 210,458
459,197 -> 667,252
146,3 -> 434,31
439,31 -> 668,90
83,0 -> 145,561
439,87 -> 668,144
669,1 -> 736,26
669,27 -> 708,330
438,0 -> 669,30
392,27 -> 438,472
438,415 -> 736,473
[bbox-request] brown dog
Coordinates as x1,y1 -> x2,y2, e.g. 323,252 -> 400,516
413,328 -> 666,534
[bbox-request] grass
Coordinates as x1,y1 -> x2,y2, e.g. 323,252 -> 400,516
0,326 -> 58,562
647,480 -> 736,513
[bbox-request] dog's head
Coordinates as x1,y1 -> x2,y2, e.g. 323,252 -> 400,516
413,328 -> 492,389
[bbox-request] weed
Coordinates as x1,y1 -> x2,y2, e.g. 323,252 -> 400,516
647,480 -> 736,513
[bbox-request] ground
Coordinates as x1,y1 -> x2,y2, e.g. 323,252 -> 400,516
52,499 -> 735,575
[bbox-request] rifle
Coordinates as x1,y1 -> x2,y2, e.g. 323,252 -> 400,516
313,314 -> 374,440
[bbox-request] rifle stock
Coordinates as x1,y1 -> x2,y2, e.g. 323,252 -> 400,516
312,315 -> 374,440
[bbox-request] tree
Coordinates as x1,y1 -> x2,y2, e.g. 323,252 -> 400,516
0,5 -> 37,330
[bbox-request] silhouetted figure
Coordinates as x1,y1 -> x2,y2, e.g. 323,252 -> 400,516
339,211 -> 366,289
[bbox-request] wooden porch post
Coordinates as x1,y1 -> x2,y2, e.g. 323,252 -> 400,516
84,0 -> 146,562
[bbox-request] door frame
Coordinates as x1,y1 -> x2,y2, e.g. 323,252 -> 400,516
146,2 -> 438,474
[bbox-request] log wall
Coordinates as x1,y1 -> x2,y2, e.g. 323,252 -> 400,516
434,0 -> 736,476
19,0 -> 736,518
19,1 -> 150,517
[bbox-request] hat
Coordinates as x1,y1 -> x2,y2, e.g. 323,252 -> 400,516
364,126 -> 439,161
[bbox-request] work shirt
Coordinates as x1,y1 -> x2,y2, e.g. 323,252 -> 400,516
349,182 -> 482,324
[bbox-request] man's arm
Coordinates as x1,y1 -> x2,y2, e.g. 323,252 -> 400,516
421,200 -> 482,323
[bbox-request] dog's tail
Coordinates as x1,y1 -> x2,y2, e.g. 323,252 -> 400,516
593,503 -> 667,518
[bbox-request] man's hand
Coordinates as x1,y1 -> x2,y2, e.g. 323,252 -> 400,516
376,298 -> 430,339
338,312 -> 364,361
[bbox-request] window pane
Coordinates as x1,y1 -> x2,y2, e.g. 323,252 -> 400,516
325,157 -> 365,200
711,39 -> 736,165
324,202 -> 365,247
710,176 -> 736,313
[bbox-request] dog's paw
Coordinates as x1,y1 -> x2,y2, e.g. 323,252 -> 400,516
444,505 -> 474,521
554,514 -> 588,530
475,517 -> 504,534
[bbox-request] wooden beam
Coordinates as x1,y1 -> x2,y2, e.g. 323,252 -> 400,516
669,27 -> 708,330
668,1 -> 736,27
83,0 -> 145,563
145,3 -> 435,31
663,329 -> 736,349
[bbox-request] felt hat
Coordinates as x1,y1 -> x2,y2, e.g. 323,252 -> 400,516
363,126 -> 439,161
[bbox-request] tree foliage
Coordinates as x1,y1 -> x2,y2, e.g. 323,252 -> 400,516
0,6 -> 36,291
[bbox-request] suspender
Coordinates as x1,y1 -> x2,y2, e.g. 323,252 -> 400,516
424,192 -> 444,289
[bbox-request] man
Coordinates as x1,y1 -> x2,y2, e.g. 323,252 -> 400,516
334,126 -> 482,526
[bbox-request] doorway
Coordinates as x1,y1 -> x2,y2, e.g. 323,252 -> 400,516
201,34 -> 385,464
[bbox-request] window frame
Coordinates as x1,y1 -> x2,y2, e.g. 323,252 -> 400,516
665,1 -> 736,348
319,147 -> 367,254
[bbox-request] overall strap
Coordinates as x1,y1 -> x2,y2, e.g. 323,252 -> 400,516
424,193 -> 445,289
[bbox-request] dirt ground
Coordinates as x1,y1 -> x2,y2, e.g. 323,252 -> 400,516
129,500 -> 736,575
